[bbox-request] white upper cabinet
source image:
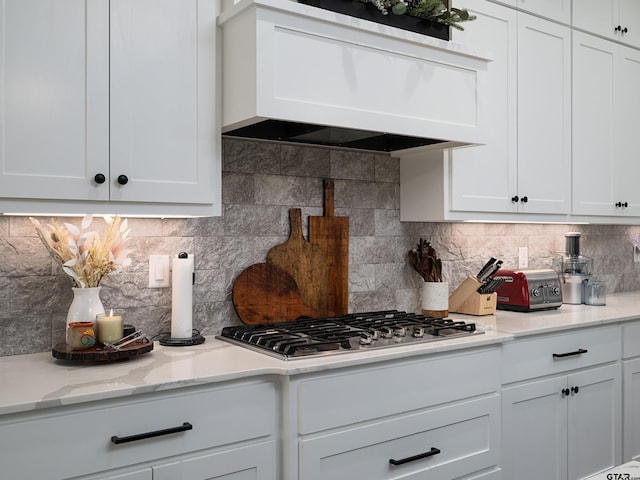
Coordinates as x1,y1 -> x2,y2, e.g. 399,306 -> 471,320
449,1 -> 518,214
573,32 -> 640,217
573,0 -> 640,49
400,2 -> 571,222
612,45 -> 640,216
0,0 -> 109,202
488,0 -> 571,24
0,0 -> 221,216
515,13 -> 571,215
110,0 -> 218,206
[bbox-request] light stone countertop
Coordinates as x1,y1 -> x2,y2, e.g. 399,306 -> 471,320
2,292 -> 640,417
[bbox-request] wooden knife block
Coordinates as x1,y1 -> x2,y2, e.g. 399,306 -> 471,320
449,276 -> 497,316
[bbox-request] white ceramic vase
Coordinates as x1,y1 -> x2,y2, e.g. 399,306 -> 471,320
67,287 -> 105,333
421,281 -> 449,317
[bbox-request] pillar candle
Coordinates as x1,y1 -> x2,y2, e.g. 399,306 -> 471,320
96,310 -> 124,344
171,252 -> 194,339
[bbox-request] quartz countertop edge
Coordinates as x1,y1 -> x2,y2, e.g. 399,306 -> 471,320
3,291 -> 640,417
0,329 -> 510,416
486,291 -> 640,337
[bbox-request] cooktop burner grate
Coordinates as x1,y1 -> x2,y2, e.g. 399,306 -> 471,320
217,310 -> 483,359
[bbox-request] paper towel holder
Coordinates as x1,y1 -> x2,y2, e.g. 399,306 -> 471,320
160,252 -> 206,347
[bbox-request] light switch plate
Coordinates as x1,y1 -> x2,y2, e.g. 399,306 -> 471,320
518,247 -> 528,268
149,255 -> 170,288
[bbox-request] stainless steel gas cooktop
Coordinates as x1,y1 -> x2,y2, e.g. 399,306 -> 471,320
217,310 -> 483,359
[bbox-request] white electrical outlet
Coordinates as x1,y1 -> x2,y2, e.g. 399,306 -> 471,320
518,247 -> 529,268
149,255 -> 170,288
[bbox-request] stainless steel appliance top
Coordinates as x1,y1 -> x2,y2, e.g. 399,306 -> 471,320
217,310 -> 483,359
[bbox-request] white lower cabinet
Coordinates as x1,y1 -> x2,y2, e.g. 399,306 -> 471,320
299,395 -> 500,480
81,441 -> 276,480
152,441 -> 275,480
288,347 -> 503,480
0,380 -> 277,480
623,321 -> 640,462
623,358 -> 640,462
501,327 -> 622,480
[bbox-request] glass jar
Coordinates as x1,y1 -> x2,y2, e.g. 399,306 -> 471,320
66,322 -> 96,350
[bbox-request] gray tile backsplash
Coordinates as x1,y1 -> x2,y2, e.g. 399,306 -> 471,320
2,138 -> 640,356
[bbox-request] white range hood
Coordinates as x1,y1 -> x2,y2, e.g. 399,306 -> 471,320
218,0 -> 492,153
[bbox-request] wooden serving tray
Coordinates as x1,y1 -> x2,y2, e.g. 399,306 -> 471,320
52,341 -> 153,363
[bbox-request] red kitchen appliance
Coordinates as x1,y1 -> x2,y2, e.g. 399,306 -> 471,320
494,269 -> 563,312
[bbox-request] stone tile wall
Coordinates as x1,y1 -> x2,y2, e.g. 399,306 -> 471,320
1,138 -> 640,356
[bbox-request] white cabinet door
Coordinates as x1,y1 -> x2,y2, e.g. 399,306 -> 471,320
623,357 -> 640,462
450,6 -> 571,217
0,0 -> 109,201
153,441 -> 276,480
567,364 -> 622,480
94,469 -> 152,480
450,1 -> 518,214
502,376 -> 568,480
110,0 -> 218,205
572,32 -> 617,216
612,45 -> 640,216
514,0 -> 571,24
300,395 -> 500,480
503,364 -> 622,480
572,0 -> 619,41
516,13 -> 571,215
573,0 -> 640,49
618,0 -> 640,48
572,34 -> 640,218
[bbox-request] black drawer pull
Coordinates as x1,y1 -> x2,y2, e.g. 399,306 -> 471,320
111,422 -> 192,445
553,348 -> 588,358
389,447 -> 441,466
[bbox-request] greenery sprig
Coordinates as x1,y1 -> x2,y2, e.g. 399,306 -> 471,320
358,0 -> 476,30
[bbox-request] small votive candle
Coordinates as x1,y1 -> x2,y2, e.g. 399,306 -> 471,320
96,309 -> 124,344
66,322 -> 96,350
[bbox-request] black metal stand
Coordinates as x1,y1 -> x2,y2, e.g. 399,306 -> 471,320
159,330 -> 205,347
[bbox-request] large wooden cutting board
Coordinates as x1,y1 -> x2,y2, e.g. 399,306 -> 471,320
309,179 -> 349,316
232,263 -> 325,324
267,208 -> 330,314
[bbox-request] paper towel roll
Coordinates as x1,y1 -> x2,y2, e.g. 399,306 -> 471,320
171,252 -> 194,339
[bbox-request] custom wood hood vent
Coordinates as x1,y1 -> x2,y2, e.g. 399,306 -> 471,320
218,0 -> 492,154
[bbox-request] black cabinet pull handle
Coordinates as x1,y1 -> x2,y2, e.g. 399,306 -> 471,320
616,25 -> 622,32
521,196 -> 528,203
622,27 -> 628,34
111,422 -> 192,445
553,348 -> 588,358
117,174 -> 129,185
511,195 -> 519,203
616,201 -> 629,208
562,388 -> 570,396
389,447 -> 441,466
94,173 -> 106,184
571,386 -> 580,394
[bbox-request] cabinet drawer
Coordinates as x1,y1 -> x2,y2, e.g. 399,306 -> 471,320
0,380 -> 275,480
299,394 -> 500,480
297,347 -> 500,434
502,326 -> 620,383
623,321 -> 640,359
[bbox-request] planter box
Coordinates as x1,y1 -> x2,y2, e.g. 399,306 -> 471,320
299,0 -> 450,40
